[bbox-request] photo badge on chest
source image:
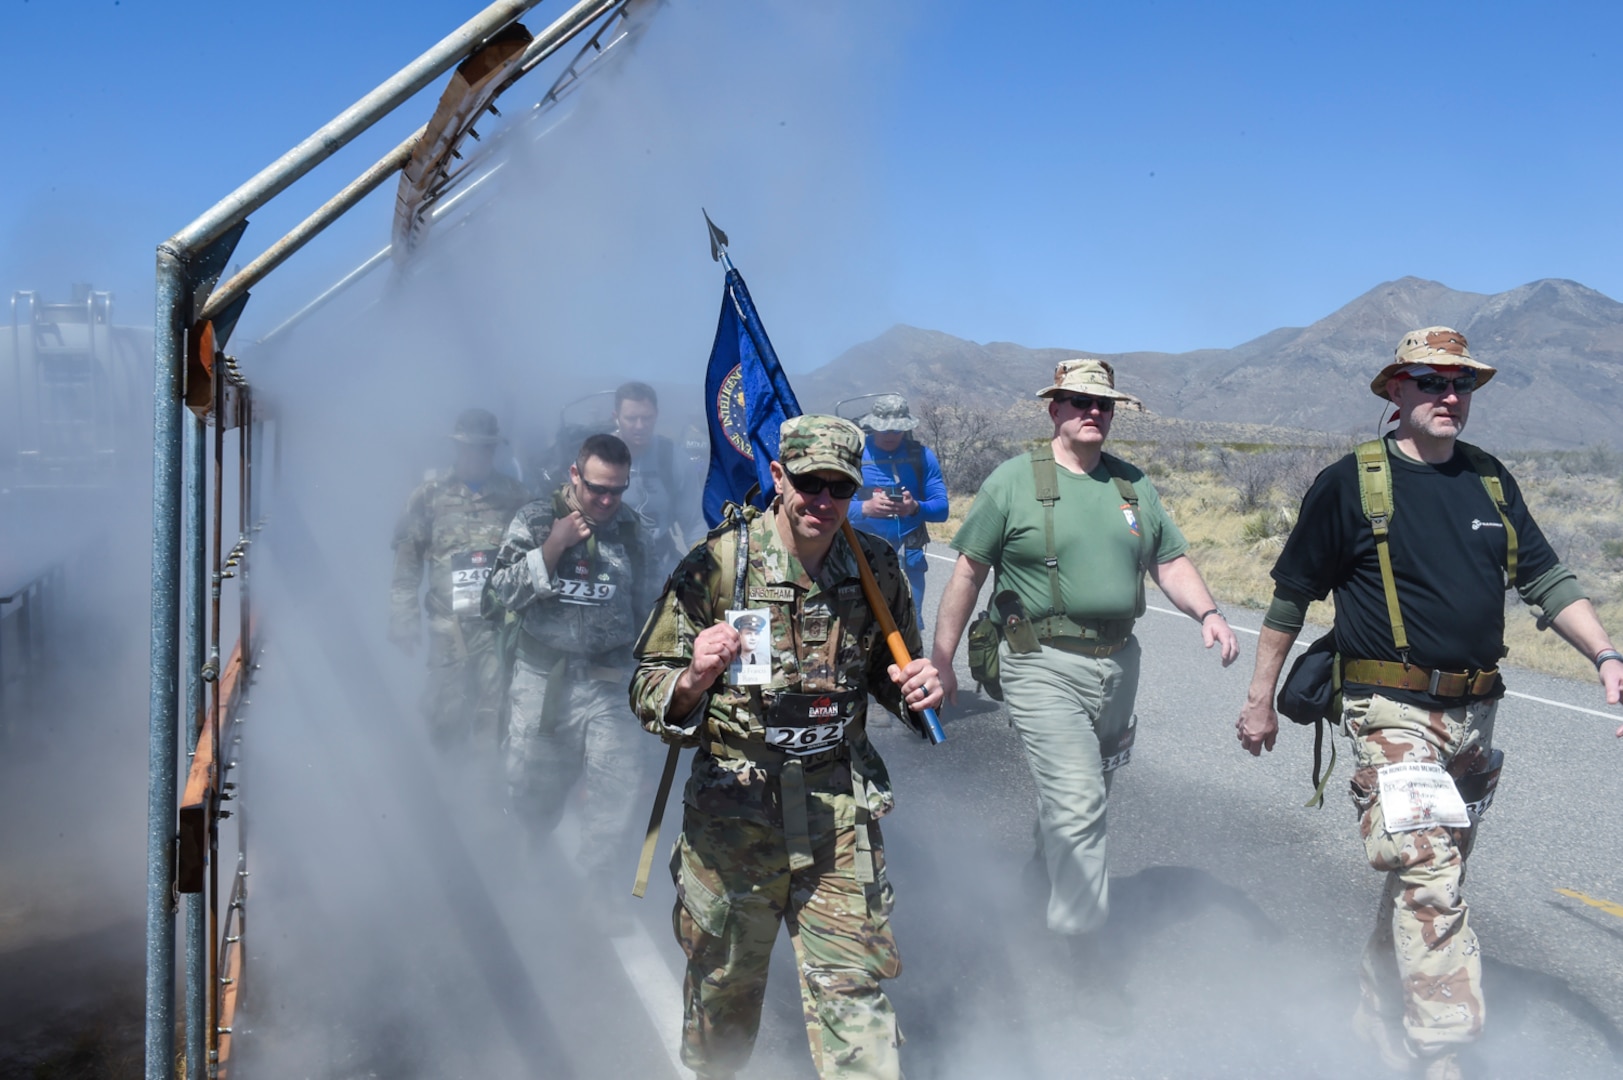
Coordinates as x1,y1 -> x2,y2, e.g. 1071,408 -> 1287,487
726,608 -> 772,686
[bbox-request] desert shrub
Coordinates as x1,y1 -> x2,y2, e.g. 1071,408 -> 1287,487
915,399 -> 1027,492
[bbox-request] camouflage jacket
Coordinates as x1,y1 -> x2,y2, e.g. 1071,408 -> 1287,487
630,503 -> 924,827
390,469 -> 530,643
485,484 -> 660,662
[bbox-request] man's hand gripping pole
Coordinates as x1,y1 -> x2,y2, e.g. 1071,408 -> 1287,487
841,521 -> 946,744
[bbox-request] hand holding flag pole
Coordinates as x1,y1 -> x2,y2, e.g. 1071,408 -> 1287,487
702,211 -> 945,745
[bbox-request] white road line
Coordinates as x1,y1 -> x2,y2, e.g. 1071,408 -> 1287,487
1146,602 -> 1260,637
1143,602 -> 1618,721
925,552 -> 955,564
558,821 -> 690,1077
1501,690 -> 1621,721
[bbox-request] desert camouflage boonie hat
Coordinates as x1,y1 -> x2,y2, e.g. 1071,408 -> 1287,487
449,407 -> 504,445
1370,327 -> 1498,398
857,393 -> 919,433
777,415 -> 865,485
1035,359 -> 1143,408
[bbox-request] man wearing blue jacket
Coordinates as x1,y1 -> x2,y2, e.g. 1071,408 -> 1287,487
848,394 -> 949,621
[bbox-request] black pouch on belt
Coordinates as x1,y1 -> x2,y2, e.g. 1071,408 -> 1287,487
996,589 -> 1042,655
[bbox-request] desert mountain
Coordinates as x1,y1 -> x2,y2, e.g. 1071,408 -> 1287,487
797,277 -> 1623,449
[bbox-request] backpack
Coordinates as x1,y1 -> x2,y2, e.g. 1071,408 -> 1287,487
1279,437 -> 1518,807
964,446 -> 1147,696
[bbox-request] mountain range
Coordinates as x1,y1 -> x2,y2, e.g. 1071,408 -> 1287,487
798,277 -> 1623,449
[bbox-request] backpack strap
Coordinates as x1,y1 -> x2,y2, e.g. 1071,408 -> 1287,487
634,509 -> 748,899
1355,439 -> 1409,659
1457,441 -> 1518,586
1100,452 -> 1147,573
1029,445 -> 1065,619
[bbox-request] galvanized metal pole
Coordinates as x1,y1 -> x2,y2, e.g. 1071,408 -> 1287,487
167,0 -> 544,257
199,128 -> 425,323
145,248 -> 188,1080
183,413 -> 208,1080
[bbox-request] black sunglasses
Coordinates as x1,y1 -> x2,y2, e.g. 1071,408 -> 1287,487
1408,372 -> 1479,396
581,478 -> 630,497
1056,393 -> 1116,413
786,471 -> 860,500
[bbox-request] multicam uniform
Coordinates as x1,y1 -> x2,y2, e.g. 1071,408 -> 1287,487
485,486 -> 659,885
390,468 -> 530,749
631,504 -> 924,1080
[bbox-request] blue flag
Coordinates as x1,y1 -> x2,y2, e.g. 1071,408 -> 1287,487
701,267 -> 802,527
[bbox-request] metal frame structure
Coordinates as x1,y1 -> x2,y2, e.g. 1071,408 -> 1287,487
143,2 -> 656,1076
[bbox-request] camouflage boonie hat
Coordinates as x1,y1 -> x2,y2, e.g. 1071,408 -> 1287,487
449,407 -> 504,445
857,393 -> 919,433
1370,327 -> 1497,398
777,415 -> 864,485
1036,359 -> 1143,408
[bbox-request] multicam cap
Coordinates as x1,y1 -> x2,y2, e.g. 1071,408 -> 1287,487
857,393 -> 919,433
777,414 -> 865,485
1035,359 -> 1143,408
1370,327 -> 1498,398
449,407 -> 504,445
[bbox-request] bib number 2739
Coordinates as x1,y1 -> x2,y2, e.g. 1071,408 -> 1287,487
553,578 -> 617,605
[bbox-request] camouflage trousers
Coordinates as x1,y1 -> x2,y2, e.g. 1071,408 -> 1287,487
421,622 -> 504,752
671,803 -> 903,1080
1000,637 -> 1141,935
1345,692 -> 1497,1056
505,655 -> 642,883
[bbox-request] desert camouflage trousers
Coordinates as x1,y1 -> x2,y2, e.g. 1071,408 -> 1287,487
671,803 -> 903,1080
505,655 -> 642,883
1345,691 -> 1497,1056
421,621 -> 504,752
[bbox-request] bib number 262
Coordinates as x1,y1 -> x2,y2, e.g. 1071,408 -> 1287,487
767,722 -> 845,756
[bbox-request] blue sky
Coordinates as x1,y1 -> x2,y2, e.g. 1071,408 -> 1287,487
4,0 -> 1621,360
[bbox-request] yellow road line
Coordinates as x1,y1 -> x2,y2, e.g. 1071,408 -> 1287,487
1555,888 -> 1623,920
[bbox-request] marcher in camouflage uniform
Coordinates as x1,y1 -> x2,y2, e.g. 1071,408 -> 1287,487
390,408 -> 530,751
1236,328 -> 1623,1079
485,432 -> 660,913
631,415 -> 944,1080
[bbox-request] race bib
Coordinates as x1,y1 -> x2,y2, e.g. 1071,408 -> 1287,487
766,720 -> 848,756
1376,761 -> 1471,832
553,577 -> 618,605
450,549 -> 496,615
765,690 -> 860,757
1100,715 -> 1137,772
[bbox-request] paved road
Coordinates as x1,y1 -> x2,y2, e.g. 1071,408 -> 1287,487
240,541 -> 1623,1079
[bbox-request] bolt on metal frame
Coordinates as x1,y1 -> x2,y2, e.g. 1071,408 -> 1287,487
143,1 -> 652,1076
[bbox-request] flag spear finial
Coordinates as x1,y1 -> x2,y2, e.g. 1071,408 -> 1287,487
702,209 -> 733,270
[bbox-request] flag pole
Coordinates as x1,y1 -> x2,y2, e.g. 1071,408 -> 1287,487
703,211 -> 945,745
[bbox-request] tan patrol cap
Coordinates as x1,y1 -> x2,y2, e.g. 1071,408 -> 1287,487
1035,359 -> 1143,408
1370,327 -> 1497,398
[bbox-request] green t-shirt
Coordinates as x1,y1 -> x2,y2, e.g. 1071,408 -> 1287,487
951,449 -> 1188,623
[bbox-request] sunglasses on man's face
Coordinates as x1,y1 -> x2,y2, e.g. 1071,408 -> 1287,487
1406,372 -> 1479,396
581,478 -> 629,498
785,471 -> 860,500
1056,393 -> 1116,414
